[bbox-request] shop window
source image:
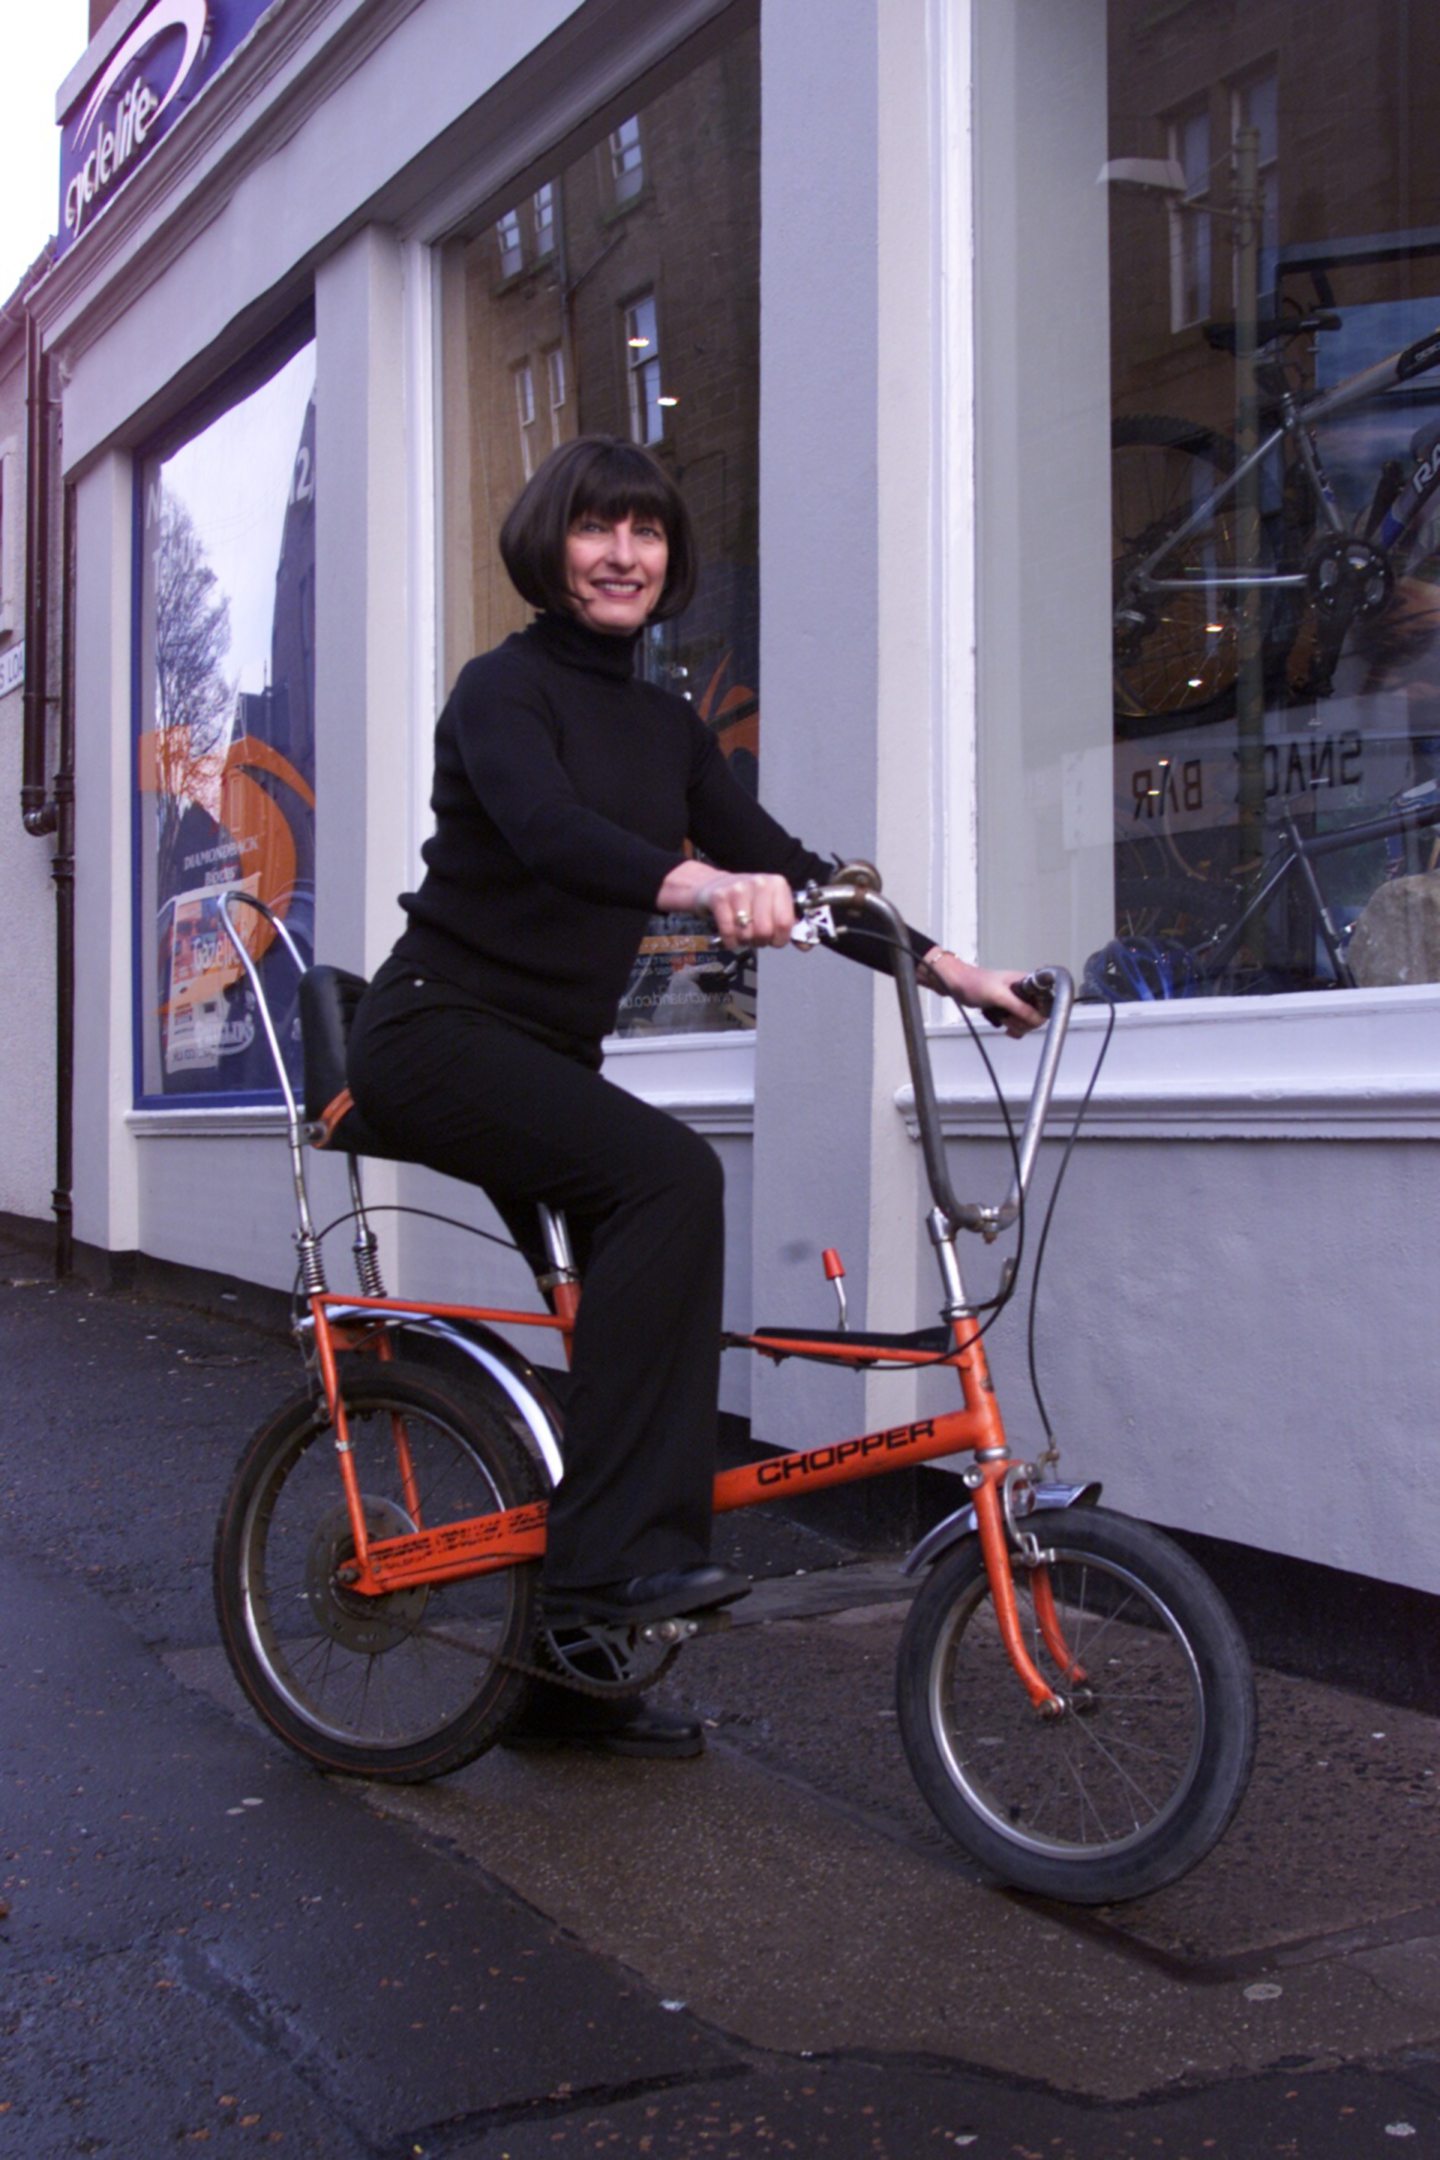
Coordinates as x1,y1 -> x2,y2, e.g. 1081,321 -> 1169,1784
133,326 -> 316,1103
977,1 -> 1440,1006
610,116 -> 645,205
436,15 -> 760,1038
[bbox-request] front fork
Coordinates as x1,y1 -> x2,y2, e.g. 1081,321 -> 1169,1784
969,1467 -> 1086,1712
936,1217 -> 1082,1716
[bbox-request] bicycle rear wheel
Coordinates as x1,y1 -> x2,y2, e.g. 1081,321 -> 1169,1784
896,1506 -> 1255,1903
1113,415 -> 1261,722
214,1360 -> 545,1780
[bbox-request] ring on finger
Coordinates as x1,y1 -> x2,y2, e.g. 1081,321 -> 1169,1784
734,907 -> 752,928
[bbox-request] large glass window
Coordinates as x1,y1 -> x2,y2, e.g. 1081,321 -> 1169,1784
437,15 -> 760,1036
980,2 -> 1440,1004
134,329 -> 316,1101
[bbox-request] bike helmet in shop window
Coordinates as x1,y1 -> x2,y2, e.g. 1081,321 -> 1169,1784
1081,936 -> 1200,1002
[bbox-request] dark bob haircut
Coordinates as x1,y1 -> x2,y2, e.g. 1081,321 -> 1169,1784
499,435 -> 697,622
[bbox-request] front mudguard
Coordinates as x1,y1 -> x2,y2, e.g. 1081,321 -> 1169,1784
902,1480 -> 1102,1576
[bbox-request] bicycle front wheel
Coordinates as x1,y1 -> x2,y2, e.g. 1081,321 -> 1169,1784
215,1360 -> 545,1780
896,1506 -> 1256,1903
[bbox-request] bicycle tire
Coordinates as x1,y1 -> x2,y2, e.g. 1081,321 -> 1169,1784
895,1506 -> 1256,1903
214,1360 -> 544,1780
1113,415 -> 1267,724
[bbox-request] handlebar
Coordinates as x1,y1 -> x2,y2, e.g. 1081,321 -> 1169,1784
218,875 -> 1072,1251
795,875 -> 1075,1242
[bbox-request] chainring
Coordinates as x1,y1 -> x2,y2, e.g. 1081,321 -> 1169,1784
532,1607 -> 736,1700
1305,534 -> 1394,621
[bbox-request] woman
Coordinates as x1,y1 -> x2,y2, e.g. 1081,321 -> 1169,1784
348,436 -> 1040,1758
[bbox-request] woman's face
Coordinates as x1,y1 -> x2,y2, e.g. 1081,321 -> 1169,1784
563,509 -> 668,635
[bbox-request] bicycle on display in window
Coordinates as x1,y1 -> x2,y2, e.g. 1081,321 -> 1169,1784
1113,307 -> 1440,722
212,875 -> 1256,1906
1099,778 -> 1440,999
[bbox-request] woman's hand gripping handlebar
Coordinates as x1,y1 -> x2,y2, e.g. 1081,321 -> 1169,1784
980,973 -> 1055,1031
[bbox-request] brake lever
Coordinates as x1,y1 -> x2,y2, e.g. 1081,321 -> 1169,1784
790,904 -> 836,951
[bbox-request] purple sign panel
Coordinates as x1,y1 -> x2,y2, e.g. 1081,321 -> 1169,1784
58,0 -> 272,259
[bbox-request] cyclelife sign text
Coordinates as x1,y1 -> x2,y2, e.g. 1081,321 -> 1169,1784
57,0 -> 271,259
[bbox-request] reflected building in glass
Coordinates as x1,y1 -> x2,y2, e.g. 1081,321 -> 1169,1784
438,28 -> 760,1032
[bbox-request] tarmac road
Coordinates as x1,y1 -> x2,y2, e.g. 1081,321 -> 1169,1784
2,1240 -> 1438,2157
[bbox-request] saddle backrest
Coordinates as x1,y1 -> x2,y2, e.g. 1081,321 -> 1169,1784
296,965 -> 407,1159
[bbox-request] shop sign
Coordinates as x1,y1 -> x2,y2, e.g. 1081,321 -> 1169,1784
0,644 -> 23,699
57,0 -> 272,260
1120,722 -> 1372,838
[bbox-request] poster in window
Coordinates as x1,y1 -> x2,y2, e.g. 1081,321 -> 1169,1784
136,338 -> 316,1100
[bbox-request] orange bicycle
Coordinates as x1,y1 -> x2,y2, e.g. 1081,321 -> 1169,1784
213,875 -> 1255,1904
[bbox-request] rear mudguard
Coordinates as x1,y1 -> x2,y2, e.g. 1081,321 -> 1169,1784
902,1481 -> 1102,1576
315,1306 -> 567,1488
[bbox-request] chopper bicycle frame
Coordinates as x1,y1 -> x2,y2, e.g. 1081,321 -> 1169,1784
212,876 -> 1256,1905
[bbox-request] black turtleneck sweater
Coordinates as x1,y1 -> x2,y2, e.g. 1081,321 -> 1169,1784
396,611 -> 926,1047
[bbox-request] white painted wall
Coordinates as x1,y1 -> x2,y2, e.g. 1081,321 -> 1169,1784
70,453 -> 140,1257
747,0 -> 948,1456
972,0 -> 1114,969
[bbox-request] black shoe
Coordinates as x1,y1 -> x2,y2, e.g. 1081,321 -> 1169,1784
542,1562 -> 750,1627
502,1686 -> 704,1759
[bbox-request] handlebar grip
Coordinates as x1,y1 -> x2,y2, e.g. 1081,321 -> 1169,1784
980,973 -> 1055,1029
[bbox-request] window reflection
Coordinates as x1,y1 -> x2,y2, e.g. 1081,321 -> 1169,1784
624,292 -> 665,446
439,22 -> 760,1035
610,117 -> 645,206
1105,1 -> 1440,998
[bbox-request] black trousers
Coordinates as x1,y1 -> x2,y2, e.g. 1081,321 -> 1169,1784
346,959 -> 725,1593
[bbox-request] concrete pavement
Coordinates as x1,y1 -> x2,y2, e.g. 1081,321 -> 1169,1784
2,1227 -> 1438,2154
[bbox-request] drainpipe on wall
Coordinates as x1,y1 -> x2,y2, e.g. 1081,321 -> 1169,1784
19,308 -> 76,1281
20,314 -> 55,837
